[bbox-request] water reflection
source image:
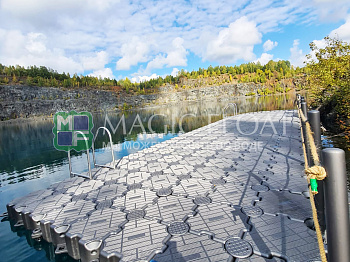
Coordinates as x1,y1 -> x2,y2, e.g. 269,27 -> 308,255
0,94 -> 296,187
6,219 -> 78,262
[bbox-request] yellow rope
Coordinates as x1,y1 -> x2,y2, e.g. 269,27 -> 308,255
298,108 -> 327,262
305,165 -> 327,180
299,109 -> 320,165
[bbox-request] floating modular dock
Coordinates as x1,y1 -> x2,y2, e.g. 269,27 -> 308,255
5,110 -> 321,262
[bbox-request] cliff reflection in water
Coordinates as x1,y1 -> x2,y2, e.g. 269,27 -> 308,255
0,93 -> 296,186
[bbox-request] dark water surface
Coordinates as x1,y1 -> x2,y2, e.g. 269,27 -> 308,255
0,93 -> 314,262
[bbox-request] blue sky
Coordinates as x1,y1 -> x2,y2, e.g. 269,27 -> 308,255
0,0 -> 349,82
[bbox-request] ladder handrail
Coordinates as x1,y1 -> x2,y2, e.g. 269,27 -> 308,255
222,103 -> 238,133
67,130 -> 93,179
92,127 -> 115,169
223,103 -> 238,118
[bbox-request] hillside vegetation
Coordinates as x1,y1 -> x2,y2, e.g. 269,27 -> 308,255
0,60 -> 306,96
305,36 -> 350,141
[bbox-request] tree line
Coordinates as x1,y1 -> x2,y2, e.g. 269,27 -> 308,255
179,60 -> 303,80
0,60 -> 305,93
0,64 -> 118,89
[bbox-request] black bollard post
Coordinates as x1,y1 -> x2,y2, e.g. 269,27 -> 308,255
308,110 -> 321,151
323,148 -> 350,262
308,110 -> 326,233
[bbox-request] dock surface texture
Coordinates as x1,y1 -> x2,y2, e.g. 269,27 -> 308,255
6,110 -> 321,262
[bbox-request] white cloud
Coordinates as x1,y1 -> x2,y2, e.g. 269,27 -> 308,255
81,51 -> 109,71
330,16 -> 350,43
0,29 -> 83,74
306,19 -> 350,63
311,0 -> 350,21
312,39 -> 327,49
131,67 -> 180,83
144,37 -> 187,74
0,0 -> 348,78
171,68 -> 179,77
263,39 -> 278,52
204,16 -> 262,63
289,39 -> 306,67
89,68 -> 115,79
306,20 -> 350,63
254,53 -> 274,65
306,38 -> 326,61
131,73 -> 159,83
116,37 -> 150,71
241,0 -> 317,33
25,33 -> 47,54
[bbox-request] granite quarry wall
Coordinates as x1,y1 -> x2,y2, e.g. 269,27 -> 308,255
0,83 -> 263,120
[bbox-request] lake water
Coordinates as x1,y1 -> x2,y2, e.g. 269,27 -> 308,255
0,93 -> 343,262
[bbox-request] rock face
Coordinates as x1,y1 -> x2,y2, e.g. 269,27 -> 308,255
0,83 -> 263,120
0,85 -> 120,120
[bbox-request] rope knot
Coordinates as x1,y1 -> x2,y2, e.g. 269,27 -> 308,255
305,165 -> 327,180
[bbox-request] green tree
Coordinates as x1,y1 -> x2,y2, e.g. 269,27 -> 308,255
264,60 -> 276,72
63,78 -> 71,88
306,37 -> 350,104
50,77 -> 58,87
260,74 -> 267,83
12,74 -> 17,83
203,70 -> 208,78
37,77 -> 45,87
227,66 -> 234,75
220,65 -> 227,74
26,76 -> 34,86
306,36 -> 350,139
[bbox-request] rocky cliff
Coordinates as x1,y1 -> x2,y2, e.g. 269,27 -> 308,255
0,83 -> 269,120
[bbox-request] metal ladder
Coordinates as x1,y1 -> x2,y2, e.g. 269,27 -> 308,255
68,127 -> 117,179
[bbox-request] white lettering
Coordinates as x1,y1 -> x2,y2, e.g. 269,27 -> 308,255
73,131 -> 89,146
129,114 -> 146,134
103,114 -> 126,135
57,115 -> 72,130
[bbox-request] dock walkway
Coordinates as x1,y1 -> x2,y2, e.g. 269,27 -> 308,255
6,110 -> 321,262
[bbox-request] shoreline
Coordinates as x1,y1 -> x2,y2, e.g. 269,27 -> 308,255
0,92 -> 295,125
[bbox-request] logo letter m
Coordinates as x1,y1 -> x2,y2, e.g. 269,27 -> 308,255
57,115 -> 73,131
